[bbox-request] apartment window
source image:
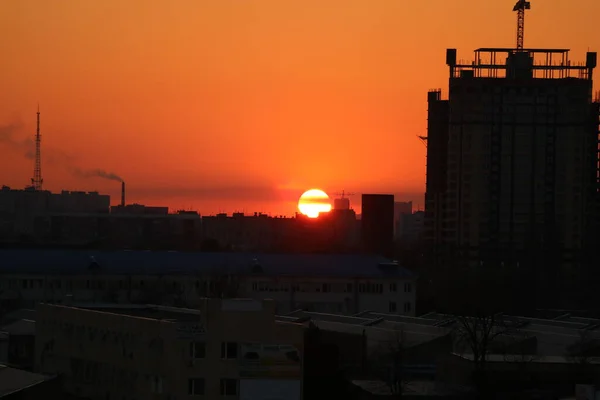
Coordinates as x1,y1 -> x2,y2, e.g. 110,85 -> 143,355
404,302 -> 412,313
389,283 -> 397,292
322,283 -> 331,293
188,378 -> 205,396
404,283 -> 412,293
346,283 -> 353,293
221,342 -> 238,359
190,342 -> 206,359
389,302 -> 397,313
152,376 -> 163,394
220,379 -> 238,396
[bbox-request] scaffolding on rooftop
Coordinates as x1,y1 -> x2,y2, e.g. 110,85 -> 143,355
448,48 -> 597,80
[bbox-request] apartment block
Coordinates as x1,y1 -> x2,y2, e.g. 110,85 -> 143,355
424,46 -> 600,306
35,298 -> 304,400
0,250 -> 417,316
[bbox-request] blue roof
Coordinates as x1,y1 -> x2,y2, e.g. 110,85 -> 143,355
0,249 -> 414,279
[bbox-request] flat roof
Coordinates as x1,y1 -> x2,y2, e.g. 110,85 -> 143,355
0,249 -> 413,278
0,320 -> 35,336
67,303 -> 202,322
475,48 -> 571,53
0,365 -> 53,397
277,311 -> 450,349
281,310 -> 600,357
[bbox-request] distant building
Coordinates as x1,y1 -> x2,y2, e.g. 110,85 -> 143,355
397,211 -> 425,243
361,194 -> 394,257
0,249 -> 417,316
0,187 -> 110,242
393,201 -> 413,239
110,204 -> 169,215
35,298 -> 304,399
333,197 -> 350,210
202,212 -> 361,253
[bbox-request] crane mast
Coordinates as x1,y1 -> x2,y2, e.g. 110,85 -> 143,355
513,0 -> 531,51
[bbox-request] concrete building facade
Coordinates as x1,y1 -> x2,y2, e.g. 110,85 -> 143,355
35,299 -> 304,400
0,250 -> 417,317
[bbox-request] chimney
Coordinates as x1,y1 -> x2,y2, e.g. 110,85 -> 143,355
121,181 -> 125,207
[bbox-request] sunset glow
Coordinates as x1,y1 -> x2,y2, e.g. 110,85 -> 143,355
298,189 -> 332,218
1,0 -> 599,215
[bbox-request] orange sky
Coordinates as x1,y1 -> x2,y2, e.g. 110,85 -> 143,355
1,0 -> 599,216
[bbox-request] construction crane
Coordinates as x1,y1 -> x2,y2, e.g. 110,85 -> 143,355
330,190 -> 356,199
513,0 -> 531,51
417,135 -> 428,148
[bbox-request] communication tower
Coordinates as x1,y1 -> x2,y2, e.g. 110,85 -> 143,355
31,105 -> 43,190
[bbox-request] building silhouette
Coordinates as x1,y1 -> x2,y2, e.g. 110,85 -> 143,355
424,46 -> 600,308
361,194 -> 394,258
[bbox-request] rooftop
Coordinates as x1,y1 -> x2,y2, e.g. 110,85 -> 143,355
64,303 -> 203,322
0,249 -> 413,278
0,319 -> 35,336
0,309 -> 35,326
352,380 -> 474,397
0,364 -> 53,397
279,310 -> 600,357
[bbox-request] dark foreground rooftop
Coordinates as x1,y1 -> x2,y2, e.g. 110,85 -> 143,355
0,364 -> 54,397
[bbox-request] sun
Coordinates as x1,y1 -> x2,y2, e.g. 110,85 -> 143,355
298,189 -> 332,218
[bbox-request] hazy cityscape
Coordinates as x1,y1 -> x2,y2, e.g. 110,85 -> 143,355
1,0 -> 600,399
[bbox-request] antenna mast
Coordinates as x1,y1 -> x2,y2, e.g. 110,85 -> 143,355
513,0 -> 531,51
31,104 -> 43,190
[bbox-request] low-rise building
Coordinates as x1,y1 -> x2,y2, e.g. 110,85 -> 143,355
0,249 -> 417,316
35,298 -> 304,400
0,319 -> 35,371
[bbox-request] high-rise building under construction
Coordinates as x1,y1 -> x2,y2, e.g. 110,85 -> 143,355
424,36 -> 600,306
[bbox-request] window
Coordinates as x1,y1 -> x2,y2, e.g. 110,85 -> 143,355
152,376 -> 163,394
404,283 -> 412,293
322,283 -> 331,293
389,302 -> 397,312
188,378 -> 205,396
190,342 -> 206,359
404,302 -> 412,313
346,283 -> 353,293
220,379 -> 238,396
389,283 -> 397,292
221,342 -> 238,359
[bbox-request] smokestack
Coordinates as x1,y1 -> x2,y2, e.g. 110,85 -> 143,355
121,181 -> 125,207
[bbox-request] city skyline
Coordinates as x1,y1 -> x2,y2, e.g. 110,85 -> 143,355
1,0 -> 599,215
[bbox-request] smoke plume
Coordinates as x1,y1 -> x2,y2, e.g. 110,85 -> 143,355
1,119 -> 123,183
0,121 -> 29,152
0,120 -> 73,164
70,167 -> 123,183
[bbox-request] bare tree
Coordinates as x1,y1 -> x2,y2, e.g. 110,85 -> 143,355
567,330 -> 600,365
453,313 -> 507,395
372,327 -> 408,397
204,270 -> 240,298
566,330 -> 600,383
